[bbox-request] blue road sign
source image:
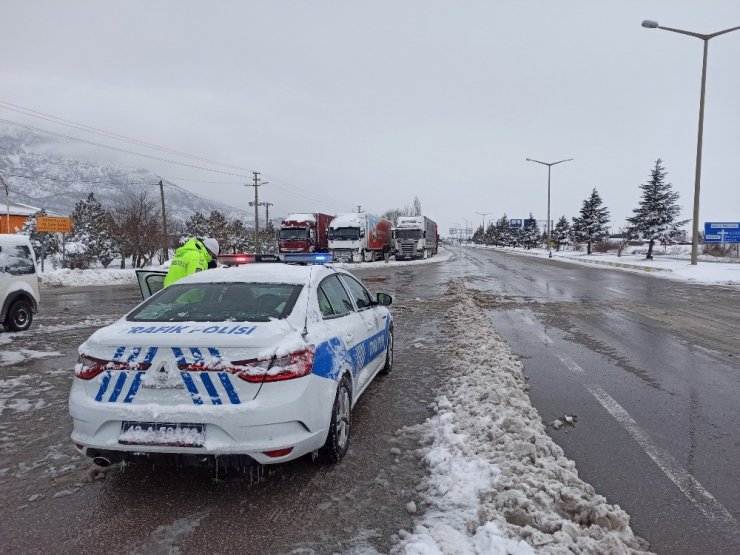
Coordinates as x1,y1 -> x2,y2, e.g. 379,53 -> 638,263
704,222 -> 740,243
509,219 -> 523,228
523,218 -> 537,228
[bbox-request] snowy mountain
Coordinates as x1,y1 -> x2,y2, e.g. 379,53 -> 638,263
0,125 -> 249,222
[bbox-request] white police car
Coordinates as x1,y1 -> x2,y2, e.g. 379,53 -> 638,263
68,258 -> 393,466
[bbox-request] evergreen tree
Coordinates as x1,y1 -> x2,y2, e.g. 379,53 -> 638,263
68,192 -> 115,269
627,159 -> 689,260
521,213 -> 540,250
483,221 -> 496,245
184,211 -> 209,238
472,225 -> 484,244
552,216 -> 571,251
572,188 -> 610,255
225,219 -> 251,253
493,215 -> 510,246
19,210 -> 60,262
207,210 -> 229,248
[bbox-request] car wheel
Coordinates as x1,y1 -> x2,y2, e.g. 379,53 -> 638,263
318,375 -> 352,464
381,325 -> 394,374
6,299 -> 33,332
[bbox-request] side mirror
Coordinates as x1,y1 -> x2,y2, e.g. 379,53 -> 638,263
359,229 -> 365,238
376,292 -> 392,306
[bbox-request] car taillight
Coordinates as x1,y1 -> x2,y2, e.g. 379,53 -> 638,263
74,355 -> 151,380
230,348 -> 315,383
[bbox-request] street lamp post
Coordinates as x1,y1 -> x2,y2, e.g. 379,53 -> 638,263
642,20 -> 740,266
525,158 -> 573,258
476,212 -> 491,238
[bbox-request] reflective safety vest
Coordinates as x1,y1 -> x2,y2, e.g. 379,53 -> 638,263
163,239 -> 213,287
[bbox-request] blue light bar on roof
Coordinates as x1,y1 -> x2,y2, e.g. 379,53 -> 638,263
281,253 -> 334,265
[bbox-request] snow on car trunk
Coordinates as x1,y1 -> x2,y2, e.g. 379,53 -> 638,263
76,318 -> 309,407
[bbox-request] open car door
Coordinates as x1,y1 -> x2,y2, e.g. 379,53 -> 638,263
135,269 -> 167,300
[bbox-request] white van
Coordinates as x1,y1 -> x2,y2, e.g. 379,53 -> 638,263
0,235 -> 40,331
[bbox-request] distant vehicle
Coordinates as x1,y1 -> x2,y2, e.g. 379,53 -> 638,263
278,213 -> 334,254
0,234 -> 40,331
70,260 -> 394,468
393,216 -> 438,260
328,213 -> 393,263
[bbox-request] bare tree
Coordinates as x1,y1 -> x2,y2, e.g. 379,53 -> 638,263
112,189 -> 162,268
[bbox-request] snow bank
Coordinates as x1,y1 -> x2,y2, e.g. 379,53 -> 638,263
333,247 -> 452,270
396,281 -> 650,554
39,268 -> 137,288
470,245 -> 739,286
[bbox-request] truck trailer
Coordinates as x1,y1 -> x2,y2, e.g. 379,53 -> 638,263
278,213 -> 334,254
328,213 -> 393,263
393,215 -> 438,260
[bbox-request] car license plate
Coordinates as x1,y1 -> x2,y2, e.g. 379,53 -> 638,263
119,421 -> 205,447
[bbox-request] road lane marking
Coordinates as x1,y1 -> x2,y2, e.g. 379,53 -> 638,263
586,384 -> 739,530
536,330 -> 553,345
605,287 -> 624,295
567,276 -> 577,280
518,311 -> 536,326
555,352 -> 583,374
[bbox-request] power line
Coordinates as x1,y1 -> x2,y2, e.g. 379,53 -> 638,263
0,100 -> 358,210
0,117 -> 255,179
0,100 -> 257,173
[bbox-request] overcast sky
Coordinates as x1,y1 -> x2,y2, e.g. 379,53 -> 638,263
1,0 -> 738,236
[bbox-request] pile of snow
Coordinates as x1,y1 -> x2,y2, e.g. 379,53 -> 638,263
396,281 -> 649,554
39,268 -> 137,288
333,247 -> 452,270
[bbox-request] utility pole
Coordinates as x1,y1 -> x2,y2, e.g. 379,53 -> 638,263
259,201 -> 274,228
158,180 -> 169,261
357,205 -> 362,213
1,174 -> 10,234
246,172 -> 268,254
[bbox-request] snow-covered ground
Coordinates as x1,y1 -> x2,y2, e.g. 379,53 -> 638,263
467,244 -> 740,286
395,281 -> 650,554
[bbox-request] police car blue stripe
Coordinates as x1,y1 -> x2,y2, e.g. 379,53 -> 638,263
123,372 -> 144,403
95,372 -> 112,402
217,372 -> 241,404
312,337 -> 346,379
190,348 -> 204,364
108,372 -> 128,402
126,347 -> 142,364
172,347 -> 187,366
143,347 -> 158,365
112,346 -> 126,362
180,372 -> 204,405
208,347 -> 221,360
199,373 -> 222,405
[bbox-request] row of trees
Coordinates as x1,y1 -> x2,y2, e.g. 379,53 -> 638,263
22,189 -> 277,269
471,159 -> 687,259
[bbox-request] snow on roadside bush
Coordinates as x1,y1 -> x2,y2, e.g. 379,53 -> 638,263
39,268 -> 137,288
396,281 -> 650,554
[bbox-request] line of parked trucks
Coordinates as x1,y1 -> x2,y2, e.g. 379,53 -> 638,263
277,212 -> 439,263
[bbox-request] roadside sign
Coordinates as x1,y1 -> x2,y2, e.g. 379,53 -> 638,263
36,216 -> 72,233
704,222 -> 740,243
509,219 -> 523,228
523,218 -> 536,228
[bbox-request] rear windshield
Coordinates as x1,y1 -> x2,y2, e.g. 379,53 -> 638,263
127,282 -> 303,322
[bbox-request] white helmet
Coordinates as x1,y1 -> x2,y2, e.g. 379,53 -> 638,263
202,237 -> 220,256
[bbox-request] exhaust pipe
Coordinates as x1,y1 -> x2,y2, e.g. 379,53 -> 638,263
93,456 -> 112,468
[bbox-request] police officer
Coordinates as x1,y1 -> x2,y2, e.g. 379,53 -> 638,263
163,237 -> 220,287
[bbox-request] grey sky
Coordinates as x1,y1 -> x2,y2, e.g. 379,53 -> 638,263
1,0 -> 738,236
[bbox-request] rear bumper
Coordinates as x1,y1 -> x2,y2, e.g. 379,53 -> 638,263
69,374 -> 337,464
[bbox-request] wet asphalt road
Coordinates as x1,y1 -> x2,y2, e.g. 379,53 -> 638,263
455,246 -> 740,554
1,250 -> 738,554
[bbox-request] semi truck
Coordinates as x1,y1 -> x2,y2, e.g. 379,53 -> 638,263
393,215 -> 438,260
278,213 -> 334,254
327,213 -> 393,263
